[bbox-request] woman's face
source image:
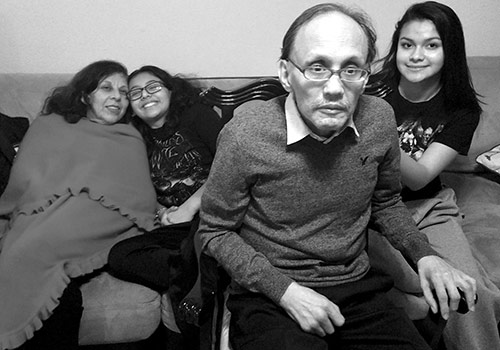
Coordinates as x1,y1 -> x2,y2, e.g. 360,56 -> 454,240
396,19 -> 444,86
128,72 -> 172,129
86,73 -> 129,125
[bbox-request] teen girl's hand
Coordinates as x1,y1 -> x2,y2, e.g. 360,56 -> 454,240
160,205 -> 195,226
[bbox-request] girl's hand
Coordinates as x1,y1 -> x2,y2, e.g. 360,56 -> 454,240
160,206 -> 195,226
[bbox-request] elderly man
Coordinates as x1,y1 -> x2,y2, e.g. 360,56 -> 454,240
198,3 -> 476,349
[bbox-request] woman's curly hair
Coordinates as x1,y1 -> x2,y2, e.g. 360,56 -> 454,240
41,60 -> 128,123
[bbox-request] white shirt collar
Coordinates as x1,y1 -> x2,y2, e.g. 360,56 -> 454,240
285,93 -> 359,145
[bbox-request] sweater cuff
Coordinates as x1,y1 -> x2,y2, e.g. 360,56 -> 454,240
257,267 -> 295,304
404,237 -> 440,270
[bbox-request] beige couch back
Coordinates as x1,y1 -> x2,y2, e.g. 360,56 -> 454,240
0,74 -> 269,122
1,57 -> 499,171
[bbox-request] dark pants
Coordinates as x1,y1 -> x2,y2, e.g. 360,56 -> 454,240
17,280 -> 83,350
108,220 -> 199,350
227,270 -> 431,350
108,222 -> 197,292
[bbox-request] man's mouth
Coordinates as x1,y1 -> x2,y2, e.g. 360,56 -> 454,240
318,104 -> 347,114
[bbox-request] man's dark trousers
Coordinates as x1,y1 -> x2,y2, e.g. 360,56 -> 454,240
227,269 -> 431,350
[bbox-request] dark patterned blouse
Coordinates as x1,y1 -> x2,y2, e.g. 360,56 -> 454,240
149,103 -> 223,207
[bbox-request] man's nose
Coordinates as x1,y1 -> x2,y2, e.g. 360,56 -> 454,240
323,74 -> 344,97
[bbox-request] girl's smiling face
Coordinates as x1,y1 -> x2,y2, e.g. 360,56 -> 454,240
128,72 -> 172,129
396,19 -> 444,86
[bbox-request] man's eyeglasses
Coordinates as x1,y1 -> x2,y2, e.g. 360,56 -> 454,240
127,81 -> 165,101
287,59 -> 370,83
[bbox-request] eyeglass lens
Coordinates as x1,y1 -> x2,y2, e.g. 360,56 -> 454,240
128,82 -> 163,101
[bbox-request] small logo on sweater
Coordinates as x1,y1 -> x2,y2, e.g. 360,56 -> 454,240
361,156 -> 369,165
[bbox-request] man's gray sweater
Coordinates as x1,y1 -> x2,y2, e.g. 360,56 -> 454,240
198,95 -> 436,304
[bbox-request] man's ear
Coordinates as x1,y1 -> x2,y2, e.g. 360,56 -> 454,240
361,76 -> 369,92
278,59 -> 293,93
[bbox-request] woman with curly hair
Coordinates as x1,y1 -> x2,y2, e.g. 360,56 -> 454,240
107,66 -> 223,350
0,60 -> 157,350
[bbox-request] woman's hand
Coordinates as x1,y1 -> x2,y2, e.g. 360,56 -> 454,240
160,205 -> 195,226
158,183 -> 206,226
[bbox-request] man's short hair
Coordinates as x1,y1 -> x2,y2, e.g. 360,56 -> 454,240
280,3 -> 377,64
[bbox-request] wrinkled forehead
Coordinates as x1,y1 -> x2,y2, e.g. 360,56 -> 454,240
99,72 -> 127,84
91,74 -> 128,94
291,12 -> 369,65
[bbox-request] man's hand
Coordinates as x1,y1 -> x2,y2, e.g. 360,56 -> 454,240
417,255 -> 476,320
278,282 -> 345,337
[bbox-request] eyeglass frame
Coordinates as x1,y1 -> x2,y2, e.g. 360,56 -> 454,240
127,81 -> 166,101
286,59 -> 370,83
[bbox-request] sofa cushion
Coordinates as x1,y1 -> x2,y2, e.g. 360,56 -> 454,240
0,74 -> 72,122
78,271 -> 161,345
441,172 -> 500,288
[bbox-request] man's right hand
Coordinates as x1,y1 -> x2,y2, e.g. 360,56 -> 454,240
278,282 -> 345,337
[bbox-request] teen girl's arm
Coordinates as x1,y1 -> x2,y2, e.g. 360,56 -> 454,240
400,142 -> 458,191
160,183 -> 206,225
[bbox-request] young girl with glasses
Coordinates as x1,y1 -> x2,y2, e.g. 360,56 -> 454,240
108,65 -> 223,350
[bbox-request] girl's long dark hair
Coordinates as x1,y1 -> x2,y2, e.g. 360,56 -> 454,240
374,1 -> 481,114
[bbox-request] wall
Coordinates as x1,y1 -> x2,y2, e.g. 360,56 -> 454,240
0,0 -> 499,76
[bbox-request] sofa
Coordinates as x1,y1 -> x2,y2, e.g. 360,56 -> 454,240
441,57 -> 500,290
441,56 -> 500,290
0,56 -> 499,349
